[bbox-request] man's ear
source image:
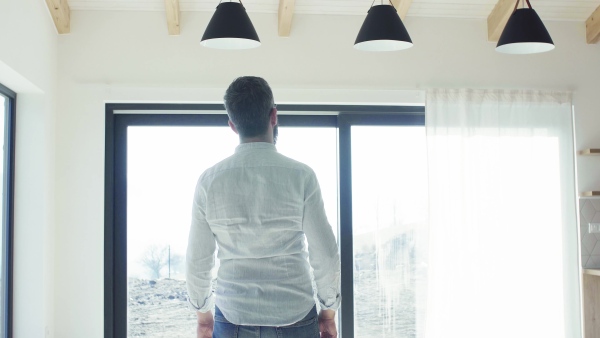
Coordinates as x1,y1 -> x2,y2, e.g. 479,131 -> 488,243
270,108 -> 278,126
228,120 -> 239,135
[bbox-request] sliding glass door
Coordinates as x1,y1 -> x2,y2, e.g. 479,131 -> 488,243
105,105 -> 426,338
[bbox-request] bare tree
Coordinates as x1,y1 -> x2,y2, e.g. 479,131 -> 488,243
140,245 -> 168,279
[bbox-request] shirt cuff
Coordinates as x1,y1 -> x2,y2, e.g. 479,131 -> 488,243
188,293 -> 215,313
318,291 -> 341,310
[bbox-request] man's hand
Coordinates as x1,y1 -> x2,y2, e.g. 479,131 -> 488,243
196,310 -> 214,338
318,309 -> 337,338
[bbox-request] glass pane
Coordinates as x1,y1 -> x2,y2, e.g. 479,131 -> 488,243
127,124 -> 337,337
351,126 -> 428,338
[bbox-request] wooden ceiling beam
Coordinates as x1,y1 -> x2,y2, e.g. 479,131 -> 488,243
586,5 -> 600,44
278,0 -> 296,37
164,0 -> 181,35
45,0 -> 70,34
391,0 -> 413,20
487,0 -> 516,42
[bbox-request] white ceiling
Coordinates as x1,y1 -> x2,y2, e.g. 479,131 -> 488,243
67,0 -> 600,21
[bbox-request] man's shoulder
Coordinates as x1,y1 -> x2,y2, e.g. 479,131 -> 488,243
196,154 -> 235,182
198,150 -> 316,184
272,152 -> 314,172
266,152 -> 322,181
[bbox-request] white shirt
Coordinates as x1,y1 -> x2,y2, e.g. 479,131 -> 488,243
186,142 -> 341,326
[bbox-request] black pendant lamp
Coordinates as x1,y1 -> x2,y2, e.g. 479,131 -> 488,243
354,1 -> 413,52
201,0 -> 260,49
496,0 -> 554,54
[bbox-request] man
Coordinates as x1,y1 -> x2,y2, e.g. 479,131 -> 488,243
186,76 -> 341,338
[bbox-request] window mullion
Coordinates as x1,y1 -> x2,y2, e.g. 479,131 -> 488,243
338,115 -> 354,338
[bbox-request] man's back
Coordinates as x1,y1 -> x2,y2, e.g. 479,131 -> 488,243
187,142 -> 340,326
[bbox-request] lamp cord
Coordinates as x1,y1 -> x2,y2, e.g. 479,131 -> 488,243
219,0 -> 244,5
513,0 -> 531,12
370,0 -> 397,9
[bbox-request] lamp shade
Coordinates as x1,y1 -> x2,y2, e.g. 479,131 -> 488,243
354,5 -> 413,52
201,2 -> 260,49
496,8 -> 554,54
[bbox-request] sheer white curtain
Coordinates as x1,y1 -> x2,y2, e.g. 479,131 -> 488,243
425,89 -> 580,338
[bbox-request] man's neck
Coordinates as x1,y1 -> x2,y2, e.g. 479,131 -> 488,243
239,136 -> 273,144
240,133 -> 274,144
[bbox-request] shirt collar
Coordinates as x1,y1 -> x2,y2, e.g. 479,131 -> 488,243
235,142 -> 277,153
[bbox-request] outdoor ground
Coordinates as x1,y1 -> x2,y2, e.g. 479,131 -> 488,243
128,269 -> 419,337
128,278 -> 197,337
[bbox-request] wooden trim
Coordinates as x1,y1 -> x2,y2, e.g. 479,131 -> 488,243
487,0 -> 515,42
581,191 -> 600,197
278,0 -> 296,37
391,0 -> 413,20
45,0 -> 70,34
587,5 -> 600,44
584,269 -> 600,277
164,0 -> 180,35
580,149 -> 600,155
584,273 -> 600,337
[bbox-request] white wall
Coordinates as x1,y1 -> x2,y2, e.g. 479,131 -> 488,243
0,0 -> 57,337
54,9 -> 600,338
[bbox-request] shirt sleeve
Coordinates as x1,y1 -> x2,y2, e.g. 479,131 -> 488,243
186,176 -> 217,313
302,169 -> 341,310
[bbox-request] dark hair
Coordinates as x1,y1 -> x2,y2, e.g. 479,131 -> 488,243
224,76 -> 275,138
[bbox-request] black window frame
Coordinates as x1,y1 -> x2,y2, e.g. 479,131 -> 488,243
104,103 -> 425,338
0,83 -> 16,338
